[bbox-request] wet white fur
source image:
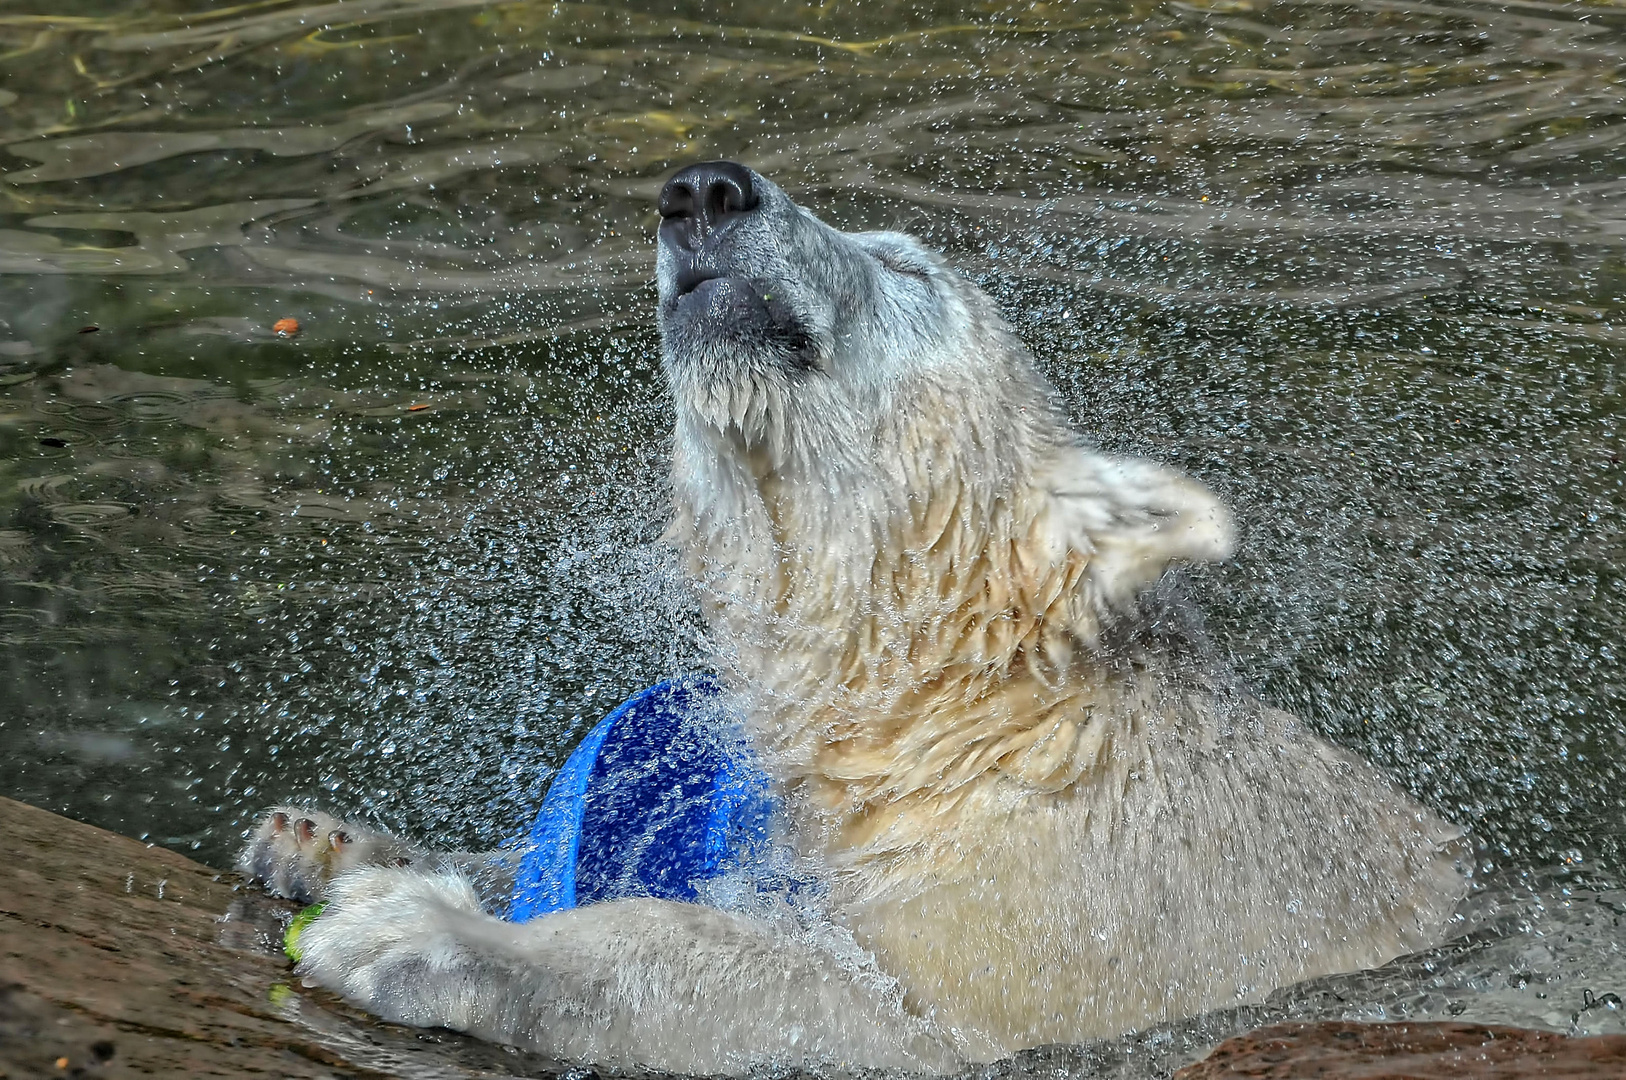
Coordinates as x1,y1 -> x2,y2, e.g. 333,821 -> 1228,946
295,866 -> 953,1072
243,168 -> 1468,1074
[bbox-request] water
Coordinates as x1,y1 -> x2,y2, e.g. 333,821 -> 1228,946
0,0 -> 1623,1070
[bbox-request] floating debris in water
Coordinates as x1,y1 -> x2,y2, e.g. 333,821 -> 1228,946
77,325 -> 98,334
273,318 -> 300,337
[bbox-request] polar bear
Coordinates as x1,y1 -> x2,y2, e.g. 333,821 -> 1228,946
241,162 -> 1468,1074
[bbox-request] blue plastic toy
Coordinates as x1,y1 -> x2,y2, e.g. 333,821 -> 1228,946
507,675 -> 775,922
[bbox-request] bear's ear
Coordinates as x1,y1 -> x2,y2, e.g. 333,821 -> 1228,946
1033,446 -> 1234,645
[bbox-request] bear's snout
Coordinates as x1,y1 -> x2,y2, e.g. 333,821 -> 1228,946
655,161 -> 777,312
659,161 -> 760,250
655,162 -> 825,379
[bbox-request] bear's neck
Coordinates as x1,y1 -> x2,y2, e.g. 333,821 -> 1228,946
670,384 -> 1138,863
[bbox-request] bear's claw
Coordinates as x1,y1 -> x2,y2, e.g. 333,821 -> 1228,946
238,805 -> 421,904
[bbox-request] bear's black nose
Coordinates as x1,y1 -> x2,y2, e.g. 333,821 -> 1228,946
659,161 -> 759,245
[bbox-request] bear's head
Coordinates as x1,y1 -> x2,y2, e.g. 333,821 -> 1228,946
656,162 -> 1232,775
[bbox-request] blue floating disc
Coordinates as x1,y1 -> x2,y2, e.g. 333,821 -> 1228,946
507,675 -> 774,922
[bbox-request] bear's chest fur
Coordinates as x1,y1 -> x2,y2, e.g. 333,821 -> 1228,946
667,387 -> 1463,1055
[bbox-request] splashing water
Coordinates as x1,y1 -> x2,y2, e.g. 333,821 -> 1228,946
0,0 -> 1622,1074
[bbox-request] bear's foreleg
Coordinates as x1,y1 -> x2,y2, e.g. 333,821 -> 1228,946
292,865 -> 959,1074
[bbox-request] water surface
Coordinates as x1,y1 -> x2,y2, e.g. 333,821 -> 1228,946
1,0 -> 1623,1067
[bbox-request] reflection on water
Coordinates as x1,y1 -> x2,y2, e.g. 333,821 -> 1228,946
1,0 -> 1623,1069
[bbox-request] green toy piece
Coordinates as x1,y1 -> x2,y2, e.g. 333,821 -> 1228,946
283,902 -> 326,963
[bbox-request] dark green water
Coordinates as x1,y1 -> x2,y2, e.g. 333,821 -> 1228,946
1,0 -> 1622,939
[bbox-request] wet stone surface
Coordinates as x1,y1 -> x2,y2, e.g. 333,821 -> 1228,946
0,795 -> 586,1079
1171,1020 -> 1626,1080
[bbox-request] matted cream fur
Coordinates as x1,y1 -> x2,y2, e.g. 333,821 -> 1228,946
240,163 -> 1467,1074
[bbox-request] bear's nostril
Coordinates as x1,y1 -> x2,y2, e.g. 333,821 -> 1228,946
659,161 -> 759,239
659,184 -> 695,222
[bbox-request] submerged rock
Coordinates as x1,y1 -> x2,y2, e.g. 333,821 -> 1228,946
1174,1020 -> 1626,1079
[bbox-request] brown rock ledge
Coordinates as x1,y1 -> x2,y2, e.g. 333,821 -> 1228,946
1173,1019 -> 1626,1079
0,795 -> 568,1079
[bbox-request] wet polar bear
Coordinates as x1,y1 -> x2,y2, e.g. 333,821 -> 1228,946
242,162 -> 1468,1074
